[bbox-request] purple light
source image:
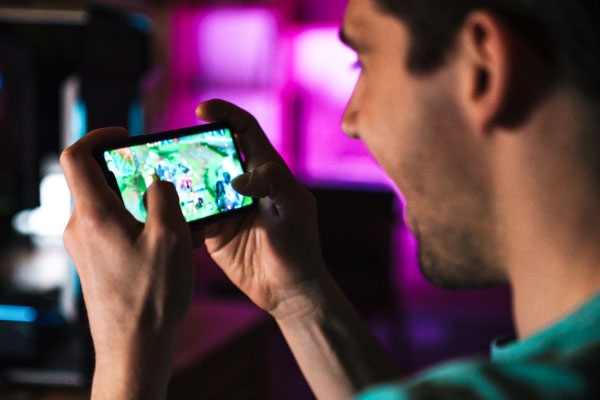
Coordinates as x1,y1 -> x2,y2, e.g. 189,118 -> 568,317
164,88 -> 285,159
291,26 -> 392,187
170,7 -> 201,88
166,4 -> 420,300
197,8 -> 279,87
170,7 -> 280,88
169,9 -> 395,186
293,27 -> 359,103
167,6 -> 286,161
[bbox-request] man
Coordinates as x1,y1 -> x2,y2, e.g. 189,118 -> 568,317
60,0 -> 600,398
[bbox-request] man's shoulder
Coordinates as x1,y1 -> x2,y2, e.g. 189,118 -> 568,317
356,349 -> 600,400
356,293 -> 600,400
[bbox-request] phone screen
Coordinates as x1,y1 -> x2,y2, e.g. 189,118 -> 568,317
102,126 -> 253,223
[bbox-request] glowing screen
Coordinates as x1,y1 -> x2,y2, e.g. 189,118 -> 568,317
104,127 -> 252,223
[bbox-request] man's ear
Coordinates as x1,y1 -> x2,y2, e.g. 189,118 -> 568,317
456,11 -> 521,135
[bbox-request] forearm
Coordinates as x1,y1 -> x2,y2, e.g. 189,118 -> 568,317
91,332 -> 177,400
274,271 -> 400,400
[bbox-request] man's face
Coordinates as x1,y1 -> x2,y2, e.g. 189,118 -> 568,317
341,0 -> 506,287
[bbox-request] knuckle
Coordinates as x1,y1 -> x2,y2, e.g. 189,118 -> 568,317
233,108 -> 259,131
77,206 -> 112,232
62,217 -> 81,254
157,179 -> 177,193
60,144 -> 87,176
263,160 -> 280,169
148,180 -> 177,199
77,213 -> 98,232
261,161 -> 283,177
59,147 -> 76,169
150,226 -> 185,249
62,222 -> 73,249
243,113 -> 259,128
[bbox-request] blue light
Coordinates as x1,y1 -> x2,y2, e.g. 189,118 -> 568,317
128,98 -> 144,136
127,13 -> 152,33
71,99 -> 87,140
0,305 -> 38,323
0,74 -> 3,91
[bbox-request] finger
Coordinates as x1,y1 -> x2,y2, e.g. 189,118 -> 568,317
195,99 -> 287,170
143,180 -> 189,236
232,161 -> 311,216
60,127 -> 129,208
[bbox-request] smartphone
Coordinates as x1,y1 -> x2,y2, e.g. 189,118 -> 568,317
94,123 -> 256,228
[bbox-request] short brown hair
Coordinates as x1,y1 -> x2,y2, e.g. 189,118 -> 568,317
375,0 -> 600,100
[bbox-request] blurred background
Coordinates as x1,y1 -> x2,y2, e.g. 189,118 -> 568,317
0,0 -> 513,399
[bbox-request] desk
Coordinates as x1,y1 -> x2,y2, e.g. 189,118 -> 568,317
169,299 -> 272,399
1,299 -> 273,400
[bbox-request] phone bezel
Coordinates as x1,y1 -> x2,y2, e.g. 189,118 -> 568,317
93,122 -> 256,229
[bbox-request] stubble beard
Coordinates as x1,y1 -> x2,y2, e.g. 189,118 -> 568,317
389,71 -> 508,289
408,195 -> 507,289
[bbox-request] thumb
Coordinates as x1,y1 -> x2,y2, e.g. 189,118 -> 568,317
143,180 -> 187,234
232,161 -> 311,214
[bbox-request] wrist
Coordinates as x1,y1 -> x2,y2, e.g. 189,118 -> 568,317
270,268 -> 335,324
93,331 -> 177,400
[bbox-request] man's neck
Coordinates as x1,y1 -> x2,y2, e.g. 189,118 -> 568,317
492,86 -> 600,339
502,158 -> 600,338
510,263 -> 600,339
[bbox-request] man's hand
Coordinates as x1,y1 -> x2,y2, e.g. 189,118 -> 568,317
60,105 -> 398,400
194,100 -> 328,321
61,127 -> 195,400
195,101 -> 400,400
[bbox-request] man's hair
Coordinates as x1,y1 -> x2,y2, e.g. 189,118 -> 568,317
374,0 -> 600,100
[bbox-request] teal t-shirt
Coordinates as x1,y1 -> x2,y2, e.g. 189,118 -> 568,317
356,292 -> 600,400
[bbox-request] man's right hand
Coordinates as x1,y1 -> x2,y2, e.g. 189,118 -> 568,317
195,102 -> 399,400
194,100 -> 329,321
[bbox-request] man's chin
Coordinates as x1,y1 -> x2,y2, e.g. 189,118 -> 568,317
415,232 -> 507,290
406,208 -> 507,288
418,259 -> 506,289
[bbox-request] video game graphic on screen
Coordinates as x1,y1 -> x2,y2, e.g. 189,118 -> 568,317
103,128 -> 253,223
